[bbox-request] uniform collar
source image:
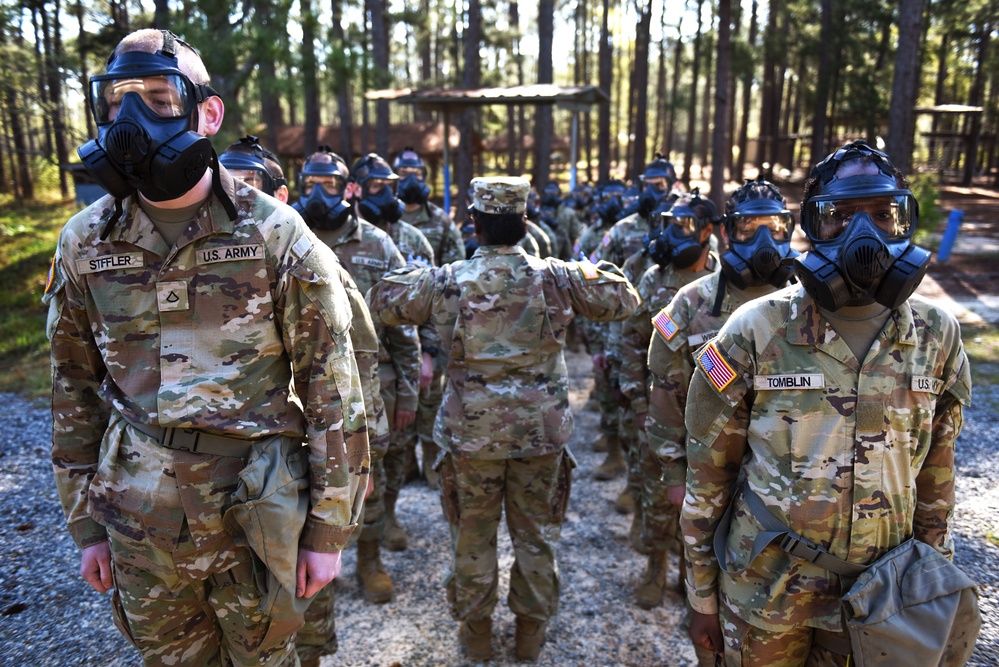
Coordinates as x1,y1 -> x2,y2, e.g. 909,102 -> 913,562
472,244 -> 527,258
787,284 -> 917,347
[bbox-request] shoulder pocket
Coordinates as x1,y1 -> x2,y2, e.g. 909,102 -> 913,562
289,240 -> 352,336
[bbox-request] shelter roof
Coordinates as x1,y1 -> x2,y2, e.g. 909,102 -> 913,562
366,84 -> 609,111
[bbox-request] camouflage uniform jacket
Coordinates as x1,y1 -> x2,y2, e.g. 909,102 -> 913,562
619,256 -> 718,414
401,200 -> 465,265
573,220 -> 615,356
517,231 -> 541,258
376,219 -> 443,354
526,219 -> 554,258
645,273 -> 778,486
315,216 -> 421,413
681,285 -> 971,633
555,204 -> 586,260
367,245 -> 641,459
45,171 -> 369,553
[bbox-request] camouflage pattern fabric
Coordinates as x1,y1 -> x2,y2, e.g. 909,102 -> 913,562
469,176 -> 529,214
536,217 -> 560,258
401,200 -> 465,265
378,217 -> 436,266
296,582 -> 338,664
554,204 -> 586,260
526,219 -> 555,258
594,210 -> 652,269
45,170 -> 368,662
681,285 -> 971,635
437,450 -> 573,622
109,524 -> 301,666
45,169 -> 368,553
367,245 -> 641,459
518,230 -> 542,257
718,602 -> 849,667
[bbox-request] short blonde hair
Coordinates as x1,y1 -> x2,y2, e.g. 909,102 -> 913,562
113,29 -> 210,85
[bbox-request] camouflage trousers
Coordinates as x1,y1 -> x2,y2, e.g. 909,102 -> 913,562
296,583 -> 337,664
107,525 -> 300,666
416,354 -> 446,474
437,449 -> 574,622
620,405 -> 642,501
719,603 -> 849,667
639,440 -> 682,553
593,360 -> 618,437
381,378 -> 419,497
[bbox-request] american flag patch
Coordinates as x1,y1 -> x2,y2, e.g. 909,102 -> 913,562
602,232 -> 611,247
653,309 -> 678,340
698,342 -> 737,391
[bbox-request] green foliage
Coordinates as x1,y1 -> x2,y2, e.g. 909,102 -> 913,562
908,173 -> 943,247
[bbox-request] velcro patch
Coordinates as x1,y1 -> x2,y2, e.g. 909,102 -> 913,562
687,330 -> 717,348
578,260 -> 599,280
754,374 -> 825,391
352,256 -> 388,270
653,309 -> 679,340
196,244 -> 263,264
697,342 -> 737,391
601,232 -> 611,247
911,375 -> 943,394
76,252 -> 144,274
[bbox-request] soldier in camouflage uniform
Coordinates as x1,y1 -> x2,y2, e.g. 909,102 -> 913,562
46,29 -> 368,666
618,191 -> 720,605
682,142 -> 971,665
294,148 -> 421,605
353,152 -> 438,548
395,148 -> 464,488
591,157 -> 678,493
220,138 -> 389,666
367,176 -> 640,662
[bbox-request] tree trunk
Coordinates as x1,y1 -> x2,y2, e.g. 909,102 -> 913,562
75,0 -> 94,139
665,18 -> 683,161
507,0 -> 520,175
46,0 -> 70,197
153,0 -> 170,27
652,3 -> 666,156
370,0 -> 391,156
4,83 -> 32,199
331,0 -> 354,163
709,0 -> 731,209
885,0 -> 926,174
455,0 -> 480,219
597,0 -> 612,182
682,0 -> 703,186
810,0 -> 833,167
257,0 -> 284,153
698,4 -> 715,179
630,0 -> 652,179
962,16 -> 990,185
301,0 -> 320,157
535,0 -> 554,187
930,32 -> 950,165
735,0 -> 756,179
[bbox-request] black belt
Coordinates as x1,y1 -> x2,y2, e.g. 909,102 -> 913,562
119,413 -> 256,458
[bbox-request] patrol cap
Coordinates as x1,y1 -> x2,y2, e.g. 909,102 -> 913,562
469,176 -> 530,214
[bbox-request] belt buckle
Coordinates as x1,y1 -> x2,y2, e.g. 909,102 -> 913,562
162,428 -> 200,453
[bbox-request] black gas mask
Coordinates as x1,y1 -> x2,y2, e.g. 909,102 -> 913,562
595,196 -> 624,226
359,184 -> 403,224
794,156 -> 930,310
721,192 -> 798,288
647,195 -> 715,269
293,182 -> 351,230
77,37 -> 217,205
397,173 -> 430,205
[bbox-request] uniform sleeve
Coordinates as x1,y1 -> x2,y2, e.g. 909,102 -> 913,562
619,279 -> 654,413
913,334 -> 971,559
680,337 -> 752,615
46,238 -> 113,549
439,211 -> 466,265
645,330 -> 694,487
562,259 -> 640,323
284,237 -> 369,552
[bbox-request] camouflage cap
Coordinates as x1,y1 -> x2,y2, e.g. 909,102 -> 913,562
470,176 -> 530,214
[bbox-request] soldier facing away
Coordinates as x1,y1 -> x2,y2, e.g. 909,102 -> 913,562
681,141 -> 976,665
46,29 -> 368,665
367,176 -> 640,662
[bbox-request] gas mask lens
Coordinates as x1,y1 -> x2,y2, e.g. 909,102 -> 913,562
728,213 -> 793,242
666,214 -> 705,238
803,193 -> 915,241
395,166 -> 423,180
229,169 -> 265,190
365,177 -> 396,196
302,174 -> 344,196
91,73 -> 194,124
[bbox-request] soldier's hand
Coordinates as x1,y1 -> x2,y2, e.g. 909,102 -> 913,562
689,610 -> 724,656
419,352 -> 434,391
80,542 -> 113,593
395,408 -> 416,431
592,353 -> 608,372
667,484 -> 685,508
296,549 -> 342,598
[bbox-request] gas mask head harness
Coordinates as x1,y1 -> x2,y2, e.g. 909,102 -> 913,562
646,187 -> 716,269
292,145 -> 352,230
721,177 -> 798,289
794,140 -> 930,310
571,183 -> 593,209
352,153 -> 402,224
392,146 -> 431,205
593,180 -> 626,224
637,154 -> 678,218
219,134 -> 286,196
541,181 -> 562,208
78,30 -> 235,238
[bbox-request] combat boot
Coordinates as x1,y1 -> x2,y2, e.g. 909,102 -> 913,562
356,539 -> 394,604
382,490 -> 409,551
458,617 -> 493,661
593,437 -> 625,480
636,549 -> 668,609
629,504 -> 650,555
514,617 -> 547,661
421,440 -> 440,491
614,488 -> 635,514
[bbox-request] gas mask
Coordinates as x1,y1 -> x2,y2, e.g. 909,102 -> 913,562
397,173 -> 430,205
636,184 -> 663,218
721,200 -> 798,289
77,37 -> 218,204
595,196 -> 624,226
359,186 -> 403,224
293,183 -> 351,231
794,165 -> 930,310
647,196 -> 715,269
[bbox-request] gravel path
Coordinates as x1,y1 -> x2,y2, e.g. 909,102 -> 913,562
1,352 -> 996,666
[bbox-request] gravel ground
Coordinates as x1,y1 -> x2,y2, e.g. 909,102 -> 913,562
1,352 -> 997,666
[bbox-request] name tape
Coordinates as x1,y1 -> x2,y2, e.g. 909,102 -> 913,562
754,373 -> 825,390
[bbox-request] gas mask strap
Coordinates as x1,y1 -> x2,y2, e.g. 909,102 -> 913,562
711,271 -> 728,317
99,199 -> 125,241
210,150 -> 237,221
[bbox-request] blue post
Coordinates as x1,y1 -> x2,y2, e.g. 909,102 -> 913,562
937,209 -> 963,262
